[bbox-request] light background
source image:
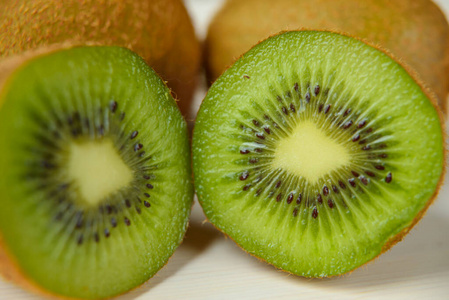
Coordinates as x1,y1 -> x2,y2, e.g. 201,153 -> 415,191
1,0 -> 449,299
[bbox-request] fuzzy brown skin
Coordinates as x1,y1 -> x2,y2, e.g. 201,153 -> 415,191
197,30 -> 447,278
0,0 -> 200,117
205,0 -> 449,113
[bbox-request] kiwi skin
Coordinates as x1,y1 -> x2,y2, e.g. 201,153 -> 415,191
0,45 -> 193,299
205,0 -> 449,113
0,0 -> 200,117
195,30 -> 447,277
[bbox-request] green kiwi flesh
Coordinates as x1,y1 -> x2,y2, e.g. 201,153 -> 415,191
193,31 -> 445,277
0,46 -> 193,298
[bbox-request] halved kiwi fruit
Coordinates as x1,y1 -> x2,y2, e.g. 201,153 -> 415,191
193,31 -> 445,277
0,46 -> 193,298
205,0 -> 449,112
0,0 -> 200,117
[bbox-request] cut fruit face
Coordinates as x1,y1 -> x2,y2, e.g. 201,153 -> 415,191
0,46 -> 193,299
193,31 -> 445,277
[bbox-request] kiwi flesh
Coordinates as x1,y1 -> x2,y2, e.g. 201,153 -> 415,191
0,0 -> 200,117
193,31 -> 445,277
205,0 -> 449,113
0,45 -> 193,299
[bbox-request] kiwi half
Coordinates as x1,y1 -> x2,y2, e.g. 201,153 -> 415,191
0,0 -> 200,117
205,0 -> 449,113
0,46 -> 193,299
193,31 -> 445,277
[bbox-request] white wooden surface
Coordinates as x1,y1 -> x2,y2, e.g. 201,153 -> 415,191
1,0 -> 449,299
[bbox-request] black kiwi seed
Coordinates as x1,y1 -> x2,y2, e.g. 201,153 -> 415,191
111,218 -> 117,228
305,91 -> 311,103
386,172 -> 393,183
290,103 -> 296,112
348,178 -> 356,187
249,158 -> 258,164
323,185 -> 329,196
357,119 -> 367,128
287,193 -> 294,204
332,185 -> 339,193
343,120 -> 353,129
144,201 -> 151,208
318,104 -> 324,113
130,131 -> 138,139
263,126 -> 271,134
109,100 -> 118,113
327,199 -> 334,209
296,194 -> 302,204
352,134 -> 360,142
239,171 -> 249,181
276,193 -> 283,202
134,143 -> 143,152
314,85 -> 320,95
365,171 -> 376,177
293,207 -> 299,217
351,171 -> 360,177
124,217 -> 131,226
146,183 -> 154,189
312,207 -> 318,219
282,107 -> 288,115
240,149 -> 250,154
317,194 -> 323,204
104,229 -> 110,238
359,176 -> 369,185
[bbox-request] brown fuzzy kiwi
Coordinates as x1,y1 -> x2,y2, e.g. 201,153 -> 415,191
0,0 -> 200,117
205,0 -> 449,113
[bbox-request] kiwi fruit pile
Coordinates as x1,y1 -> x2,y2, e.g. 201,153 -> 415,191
205,0 -> 449,112
0,0 -> 200,117
193,31 -> 445,277
0,46 -> 193,299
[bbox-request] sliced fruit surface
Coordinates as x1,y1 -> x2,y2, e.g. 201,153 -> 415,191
0,46 -> 193,299
193,31 -> 445,277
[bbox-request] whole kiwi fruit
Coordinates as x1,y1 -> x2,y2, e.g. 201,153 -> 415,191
0,45 -> 193,299
205,0 -> 449,113
193,30 -> 445,278
0,0 -> 200,117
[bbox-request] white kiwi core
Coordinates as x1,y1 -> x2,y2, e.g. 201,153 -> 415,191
272,120 -> 350,184
67,139 -> 134,206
